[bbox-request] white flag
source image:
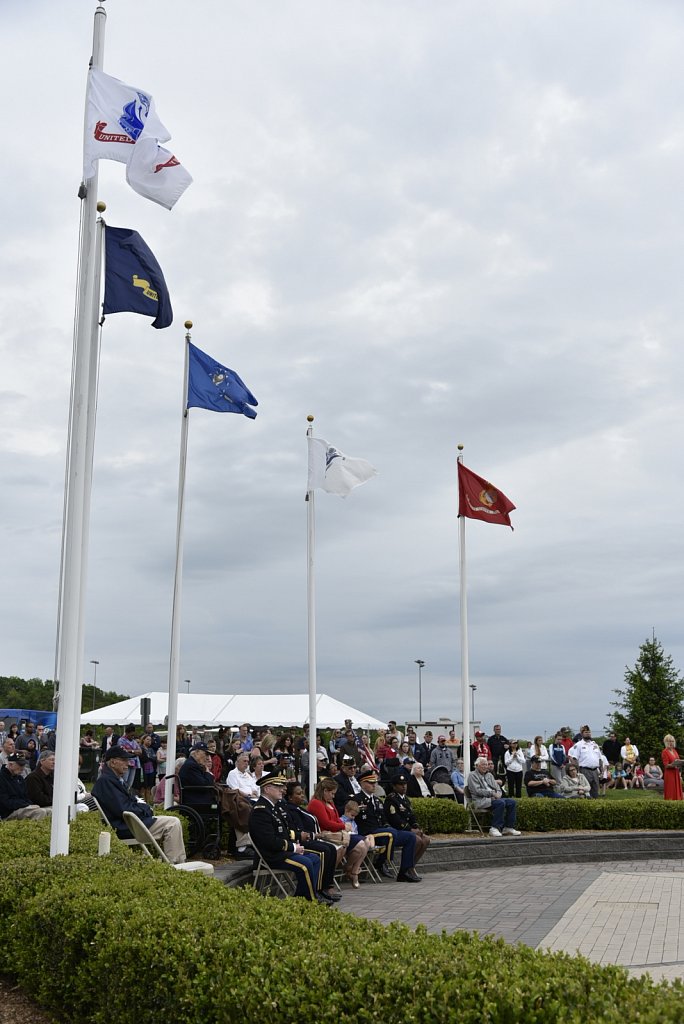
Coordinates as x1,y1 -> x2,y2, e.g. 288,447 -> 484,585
126,136 -> 193,210
84,68 -> 170,179
307,436 -> 377,497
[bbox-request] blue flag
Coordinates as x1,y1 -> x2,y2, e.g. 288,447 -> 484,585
187,342 -> 258,419
103,226 -> 173,329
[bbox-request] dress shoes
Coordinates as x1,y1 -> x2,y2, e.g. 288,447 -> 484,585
397,871 -> 421,883
316,892 -> 334,905
378,862 -> 394,878
326,890 -> 342,902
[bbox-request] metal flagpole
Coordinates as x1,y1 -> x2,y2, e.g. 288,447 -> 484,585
50,1 -> 107,857
306,415 -> 318,798
165,321 -> 192,808
457,444 -> 471,784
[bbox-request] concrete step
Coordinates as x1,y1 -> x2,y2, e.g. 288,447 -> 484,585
418,830 -> 684,872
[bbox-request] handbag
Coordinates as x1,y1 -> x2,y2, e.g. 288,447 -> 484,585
321,830 -> 350,847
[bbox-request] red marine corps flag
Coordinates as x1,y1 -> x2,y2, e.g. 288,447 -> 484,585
458,462 -> 515,529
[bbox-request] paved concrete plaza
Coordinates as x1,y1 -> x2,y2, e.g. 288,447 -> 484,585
338,857 -> 684,983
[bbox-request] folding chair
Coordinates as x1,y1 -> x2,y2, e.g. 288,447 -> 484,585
90,796 -> 140,849
433,781 -> 457,799
463,782 -> 490,836
122,812 -> 214,875
252,853 -> 296,898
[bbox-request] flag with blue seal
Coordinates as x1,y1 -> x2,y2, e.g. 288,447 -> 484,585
187,343 -> 258,419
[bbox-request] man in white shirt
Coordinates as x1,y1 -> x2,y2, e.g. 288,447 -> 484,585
226,751 -> 258,857
568,725 -> 606,799
227,751 -> 259,800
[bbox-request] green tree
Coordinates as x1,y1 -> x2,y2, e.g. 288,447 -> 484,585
610,636 -> 684,761
0,676 -> 129,716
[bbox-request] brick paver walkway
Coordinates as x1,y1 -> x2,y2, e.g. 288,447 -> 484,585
337,858 -> 684,981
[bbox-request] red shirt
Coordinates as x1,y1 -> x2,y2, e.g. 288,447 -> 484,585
307,797 -> 345,832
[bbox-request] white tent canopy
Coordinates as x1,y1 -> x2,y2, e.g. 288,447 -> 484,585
80,692 -> 388,730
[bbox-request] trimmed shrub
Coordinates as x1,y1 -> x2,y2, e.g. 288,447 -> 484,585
411,796 -> 468,833
516,797 -> 684,833
2,816 -> 684,1022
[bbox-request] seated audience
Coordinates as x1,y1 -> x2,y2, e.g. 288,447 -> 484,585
559,764 -> 591,798
179,743 -> 216,807
644,757 -> 664,791
248,773 -> 331,904
450,758 -> 465,803
384,772 -> 430,863
407,760 -> 432,799
355,768 -> 421,882
283,781 -> 341,902
25,750 -> 56,807
333,755 -> 363,812
308,778 -> 371,888
0,753 -> 50,820
467,756 -> 521,837
226,752 -> 259,800
524,756 -> 564,798
92,746 -> 186,862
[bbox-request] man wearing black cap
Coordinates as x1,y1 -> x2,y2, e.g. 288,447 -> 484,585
249,774 -> 332,904
0,753 -> 50,820
92,746 -> 186,863
178,743 -> 216,808
524,757 -> 564,798
333,755 -> 362,812
384,773 -> 430,864
355,768 -> 421,882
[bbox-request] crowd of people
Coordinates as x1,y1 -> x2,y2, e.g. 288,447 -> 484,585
2,716 -> 683,899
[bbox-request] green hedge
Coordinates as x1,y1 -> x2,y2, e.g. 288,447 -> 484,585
2,815 -> 684,1023
411,796 -> 684,834
516,797 -> 684,832
411,796 -> 468,833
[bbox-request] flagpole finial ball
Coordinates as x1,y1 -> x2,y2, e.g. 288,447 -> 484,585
457,444 -> 464,451
96,201 -> 106,212
184,320 -> 193,330
307,415 -> 314,422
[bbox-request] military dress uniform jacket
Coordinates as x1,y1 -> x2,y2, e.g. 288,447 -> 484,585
249,796 -> 298,863
355,792 -> 389,835
384,792 -> 418,831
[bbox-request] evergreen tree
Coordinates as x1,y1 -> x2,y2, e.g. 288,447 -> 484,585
610,636 -> 684,761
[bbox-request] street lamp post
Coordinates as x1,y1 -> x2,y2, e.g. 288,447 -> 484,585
90,660 -> 99,711
414,660 -> 425,721
469,683 -> 477,734
184,679 -> 191,694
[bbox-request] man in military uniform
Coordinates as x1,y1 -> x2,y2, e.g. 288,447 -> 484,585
355,768 -> 421,882
248,773 -> 333,904
383,772 -> 430,864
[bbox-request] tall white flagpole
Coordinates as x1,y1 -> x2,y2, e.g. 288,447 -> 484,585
306,415 -> 318,798
51,1 -> 107,857
457,445 -> 471,784
165,321 -> 192,808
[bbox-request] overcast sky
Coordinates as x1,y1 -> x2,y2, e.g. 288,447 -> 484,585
2,0 -> 683,739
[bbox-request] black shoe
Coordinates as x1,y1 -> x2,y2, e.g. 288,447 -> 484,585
234,848 -> 254,860
405,868 -> 422,881
379,862 -> 394,878
317,892 -> 334,905
326,890 -> 342,902
397,872 -> 421,883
